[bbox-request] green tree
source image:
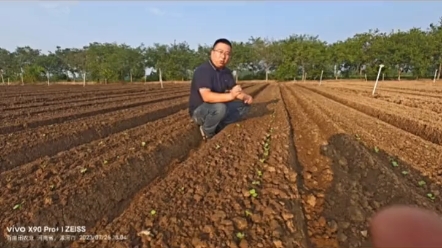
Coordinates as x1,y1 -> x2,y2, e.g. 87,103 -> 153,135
1,16 -> 442,84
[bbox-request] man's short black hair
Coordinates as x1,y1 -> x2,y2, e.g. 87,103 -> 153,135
212,38 -> 232,49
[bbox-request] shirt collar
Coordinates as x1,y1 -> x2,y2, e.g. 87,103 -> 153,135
208,59 -> 224,71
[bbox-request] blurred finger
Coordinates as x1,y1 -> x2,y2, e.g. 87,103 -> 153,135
370,205 -> 442,248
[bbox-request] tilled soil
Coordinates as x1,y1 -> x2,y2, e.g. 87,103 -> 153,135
0,83 -> 265,248
1,88 -> 189,120
281,84 -> 442,248
326,87 -> 442,113
0,85 -> 184,107
327,84 -> 442,99
0,90 -> 190,128
301,85 -> 442,145
2,81 -> 442,248
331,81 -> 442,93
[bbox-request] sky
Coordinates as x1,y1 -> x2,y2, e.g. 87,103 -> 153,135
1,1 -> 442,54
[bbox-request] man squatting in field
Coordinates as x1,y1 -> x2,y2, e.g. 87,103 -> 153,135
188,38 -> 253,140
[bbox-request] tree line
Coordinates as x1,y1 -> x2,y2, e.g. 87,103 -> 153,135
0,17 -> 441,84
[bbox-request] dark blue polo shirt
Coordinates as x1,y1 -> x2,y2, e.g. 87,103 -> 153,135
188,60 -> 236,116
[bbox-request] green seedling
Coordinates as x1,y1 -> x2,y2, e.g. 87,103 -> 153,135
249,189 -> 258,198
49,184 -> 55,190
13,204 -> 21,210
401,170 -> 409,175
374,146 -> 379,153
80,168 -> 88,174
103,160 -> 108,165
215,144 -> 221,150
150,210 -> 156,216
141,142 -> 146,147
245,210 -> 252,216
264,144 -> 270,151
418,180 -> 426,186
252,180 -> 260,185
355,134 -> 361,140
178,187 -> 185,194
236,232 -> 245,239
236,123 -> 241,127
259,158 -> 266,163
391,160 -> 398,167
256,170 -> 262,177
427,193 -> 436,200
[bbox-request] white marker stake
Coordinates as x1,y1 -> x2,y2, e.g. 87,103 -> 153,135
159,68 -> 163,89
319,70 -> 324,86
433,69 -> 438,83
372,64 -> 384,96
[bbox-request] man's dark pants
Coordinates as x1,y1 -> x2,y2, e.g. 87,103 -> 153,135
191,100 -> 250,138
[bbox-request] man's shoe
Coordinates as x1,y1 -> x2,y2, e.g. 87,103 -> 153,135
199,125 -> 208,141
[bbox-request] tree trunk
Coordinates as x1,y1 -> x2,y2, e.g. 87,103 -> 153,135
438,63 -> 441,80
398,69 -> 401,81
301,67 -> 305,81
71,70 -> 76,82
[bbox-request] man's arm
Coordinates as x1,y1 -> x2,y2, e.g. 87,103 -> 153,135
231,91 -> 246,100
226,90 -> 247,100
195,67 -> 236,103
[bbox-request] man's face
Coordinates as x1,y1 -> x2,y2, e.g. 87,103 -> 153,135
210,42 -> 231,68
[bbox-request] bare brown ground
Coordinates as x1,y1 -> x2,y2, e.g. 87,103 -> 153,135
1,81 -> 442,248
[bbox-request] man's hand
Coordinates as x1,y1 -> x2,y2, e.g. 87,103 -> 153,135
243,94 -> 253,104
231,85 -> 242,93
229,85 -> 242,99
371,205 -> 442,247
